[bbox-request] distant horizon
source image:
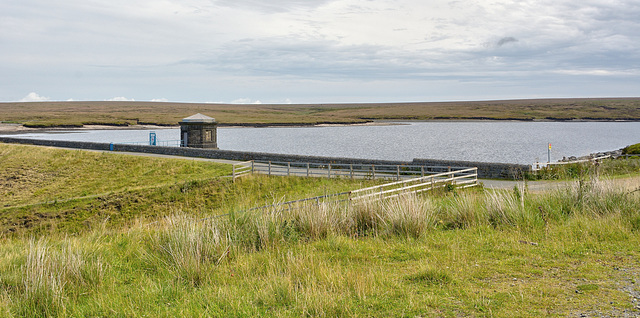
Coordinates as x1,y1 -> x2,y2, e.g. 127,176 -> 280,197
4,95 -> 640,105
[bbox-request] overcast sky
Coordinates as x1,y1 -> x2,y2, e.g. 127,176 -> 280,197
2,0 -> 639,104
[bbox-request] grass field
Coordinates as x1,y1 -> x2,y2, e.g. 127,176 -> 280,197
1,143 -> 640,317
1,98 -> 640,127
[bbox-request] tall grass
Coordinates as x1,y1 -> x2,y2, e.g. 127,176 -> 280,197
381,193 -> 436,237
219,177 -> 640,245
2,155 -> 640,316
16,238 -> 104,317
144,215 -> 225,286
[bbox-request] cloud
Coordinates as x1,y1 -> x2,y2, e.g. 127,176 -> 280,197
231,98 -> 262,104
213,0 -> 333,13
107,96 -> 135,101
151,98 -> 169,102
496,37 -> 518,47
19,92 -> 49,102
1,0 -> 639,103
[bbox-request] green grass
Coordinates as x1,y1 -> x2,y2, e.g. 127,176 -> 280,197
1,143 -> 640,317
530,157 -> 640,180
0,143 -> 381,235
623,143 -> 640,155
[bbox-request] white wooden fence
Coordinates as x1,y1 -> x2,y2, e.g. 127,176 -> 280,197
349,167 -> 478,202
243,167 -> 478,213
231,161 -> 253,181
232,160 -> 470,181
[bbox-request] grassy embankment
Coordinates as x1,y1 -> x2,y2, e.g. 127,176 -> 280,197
1,98 -> 640,127
1,143 -> 640,317
530,142 -> 640,180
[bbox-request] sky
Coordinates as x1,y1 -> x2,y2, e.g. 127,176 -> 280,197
1,0 -> 639,104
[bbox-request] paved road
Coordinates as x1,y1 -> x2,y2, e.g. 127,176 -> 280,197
481,176 -> 640,192
480,179 -> 570,191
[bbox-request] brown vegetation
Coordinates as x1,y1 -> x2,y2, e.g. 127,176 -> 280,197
1,97 -> 639,127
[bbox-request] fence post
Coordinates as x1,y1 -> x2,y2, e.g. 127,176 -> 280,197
474,168 -> 478,186
431,176 -> 434,191
397,165 -> 400,181
268,161 -> 272,176
232,164 -> 236,180
251,160 -> 254,174
287,162 -> 291,176
372,165 -> 376,179
350,164 -> 353,179
307,163 -> 310,177
328,164 -> 332,178
421,166 -> 424,178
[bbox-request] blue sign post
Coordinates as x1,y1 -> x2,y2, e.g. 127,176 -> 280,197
149,132 -> 157,146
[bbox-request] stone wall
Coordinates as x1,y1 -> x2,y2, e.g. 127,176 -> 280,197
412,158 -> 530,179
0,137 -> 531,179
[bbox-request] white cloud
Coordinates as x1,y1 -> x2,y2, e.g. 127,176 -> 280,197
107,96 -> 135,101
19,92 -> 49,102
151,98 -> 169,102
230,98 -> 262,104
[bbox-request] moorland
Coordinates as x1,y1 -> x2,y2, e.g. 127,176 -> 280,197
1,97 -> 640,127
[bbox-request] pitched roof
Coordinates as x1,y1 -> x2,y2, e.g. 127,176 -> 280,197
180,113 -> 216,123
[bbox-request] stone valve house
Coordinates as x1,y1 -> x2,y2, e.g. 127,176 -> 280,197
179,113 -> 218,148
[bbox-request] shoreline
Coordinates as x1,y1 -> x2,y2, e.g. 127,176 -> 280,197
1,117 -> 639,134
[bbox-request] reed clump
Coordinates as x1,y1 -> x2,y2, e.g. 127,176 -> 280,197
14,238 -> 104,317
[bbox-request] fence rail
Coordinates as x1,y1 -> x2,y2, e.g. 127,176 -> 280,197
350,167 -> 478,201
232,161 -> 253,181
243,167 -> 478,213
250,160 -> 469,181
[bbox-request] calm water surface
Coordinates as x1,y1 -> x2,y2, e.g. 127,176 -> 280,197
3,121 -> 638,164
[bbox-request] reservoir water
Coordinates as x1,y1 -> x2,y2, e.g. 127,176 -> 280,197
2,121 -> 638,164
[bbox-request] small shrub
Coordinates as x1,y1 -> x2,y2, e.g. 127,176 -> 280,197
622,143 -> 640,154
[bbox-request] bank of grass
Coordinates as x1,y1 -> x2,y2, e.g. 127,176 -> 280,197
530,157 -> 640,180
1,143 -> 640,316
1,177 -> 639,317
0,143 -> 382,235
0,143 -> 232,207
623,143 -> 640,155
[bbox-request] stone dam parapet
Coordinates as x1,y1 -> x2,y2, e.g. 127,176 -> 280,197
0,137 -> 531,179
